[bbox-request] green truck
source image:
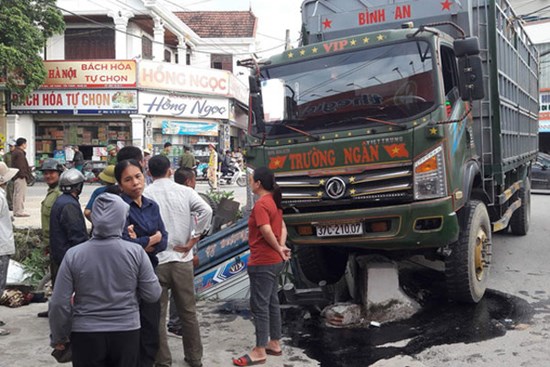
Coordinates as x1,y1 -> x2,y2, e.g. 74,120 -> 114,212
240,0 -> 538,303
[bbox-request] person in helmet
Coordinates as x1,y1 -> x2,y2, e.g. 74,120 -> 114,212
40,159 -> 65,250
107,144 -> 117,166
37,159 -> 65,318
49,169 -> 89,286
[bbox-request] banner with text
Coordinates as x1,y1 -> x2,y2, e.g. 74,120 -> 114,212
162,120 -> 218,136
139,91 -> 229,119
138,61 -> 248,103
43,60 -> 137,88
11,90 -> 138,114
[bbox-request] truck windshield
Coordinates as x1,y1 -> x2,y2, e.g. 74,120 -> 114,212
260,40 -> 435,138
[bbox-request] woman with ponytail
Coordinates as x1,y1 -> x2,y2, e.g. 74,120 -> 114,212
233,167 -> 290,366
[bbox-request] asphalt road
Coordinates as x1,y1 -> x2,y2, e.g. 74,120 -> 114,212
1,190 -> 550,366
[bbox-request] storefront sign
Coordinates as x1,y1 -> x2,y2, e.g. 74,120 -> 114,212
138,61 -> 247,103
139,91 -> 229,119
162,120 -> 218,136
11,90 -> 138,114
42,60 -> 137,88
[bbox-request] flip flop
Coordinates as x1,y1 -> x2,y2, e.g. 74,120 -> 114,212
266,348 -> 283,356
232,354 -> 266,366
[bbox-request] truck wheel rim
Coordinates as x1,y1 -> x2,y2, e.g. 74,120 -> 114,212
474,228 -> 489,281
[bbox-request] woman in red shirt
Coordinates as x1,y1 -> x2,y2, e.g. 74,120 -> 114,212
233,167 -> 290,366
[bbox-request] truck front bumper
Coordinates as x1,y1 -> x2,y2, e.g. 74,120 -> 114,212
284,196 -> 459,250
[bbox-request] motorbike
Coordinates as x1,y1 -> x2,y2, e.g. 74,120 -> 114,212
219,159 -> 246,187
196,162 -> 209,181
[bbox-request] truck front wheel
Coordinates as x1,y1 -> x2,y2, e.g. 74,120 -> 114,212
445,200 -> 492,303
510,177 -> 530,236
296,246 -> 347,285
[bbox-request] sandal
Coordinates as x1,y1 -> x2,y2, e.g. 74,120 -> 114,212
233,354 -> 266,366
266,348 -> 283,356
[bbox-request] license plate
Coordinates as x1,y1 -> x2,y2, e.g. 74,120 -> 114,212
316,223 -> 363,237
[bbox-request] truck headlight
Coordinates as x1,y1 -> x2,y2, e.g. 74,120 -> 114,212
414,145 -> 447,200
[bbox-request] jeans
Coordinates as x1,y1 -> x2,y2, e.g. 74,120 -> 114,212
248,262 -> 285,347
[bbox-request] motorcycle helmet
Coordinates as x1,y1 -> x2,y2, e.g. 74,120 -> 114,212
59,168 -> 85,194
39,158 -> 64,173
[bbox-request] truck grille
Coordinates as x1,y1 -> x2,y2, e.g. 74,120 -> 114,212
279,164 -> 413,212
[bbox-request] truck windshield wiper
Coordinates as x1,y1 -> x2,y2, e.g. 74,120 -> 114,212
266,121 -> 320,141
328,116 -> 407,130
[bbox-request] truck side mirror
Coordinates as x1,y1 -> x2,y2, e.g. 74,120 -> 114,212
249,94 -> 265,134
247,75 -> 266,133
249,75 -> 260,94
454,37 -> 480,57
458,55 -> 485,101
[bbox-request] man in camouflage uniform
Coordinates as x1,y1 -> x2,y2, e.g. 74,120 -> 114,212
37,159 -> 64,318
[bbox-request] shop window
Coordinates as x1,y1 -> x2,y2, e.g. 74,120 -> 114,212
65,28 -> 115,59
35,121 -> 132,164
211,54 -> 233,72
152,128 -> 219,168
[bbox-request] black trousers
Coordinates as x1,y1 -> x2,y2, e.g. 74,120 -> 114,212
71,330 -> 140,367
139,300 -> 161,367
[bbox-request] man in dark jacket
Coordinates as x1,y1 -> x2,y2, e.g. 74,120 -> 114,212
72,145 -> 84,171
10,138 -> 31,217
50,169 -> 89,281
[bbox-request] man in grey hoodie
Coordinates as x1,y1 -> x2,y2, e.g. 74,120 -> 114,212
49,193 -> 162,367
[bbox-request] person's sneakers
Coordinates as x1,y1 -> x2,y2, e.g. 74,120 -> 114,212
37,311 -> 49,318
168,326 -> 182,336
0,328 -> 10,336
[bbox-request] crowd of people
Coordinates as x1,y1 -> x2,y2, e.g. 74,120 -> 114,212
0,139 -> 290,367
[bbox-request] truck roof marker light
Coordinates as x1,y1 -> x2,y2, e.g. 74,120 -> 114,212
415,155 -> 438,174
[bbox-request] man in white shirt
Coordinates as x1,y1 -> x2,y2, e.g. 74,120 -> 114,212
144,155 -> 212,367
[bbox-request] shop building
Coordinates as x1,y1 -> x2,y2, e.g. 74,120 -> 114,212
5,0 -> 256,166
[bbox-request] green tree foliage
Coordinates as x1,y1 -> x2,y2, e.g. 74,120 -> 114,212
0,0 -> 64,99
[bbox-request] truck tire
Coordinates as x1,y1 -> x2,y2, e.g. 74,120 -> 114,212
510,177 -> 530,236
296,246 -> 347,285
198,192 -> 217,218
445,200 -> 491,303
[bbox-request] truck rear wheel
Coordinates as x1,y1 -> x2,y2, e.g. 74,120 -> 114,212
445,200 -> 492,303
510,177 -> 530,236
296,246 -> 347,285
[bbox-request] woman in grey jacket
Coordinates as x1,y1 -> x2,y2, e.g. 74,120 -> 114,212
49,193 -> 162,367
